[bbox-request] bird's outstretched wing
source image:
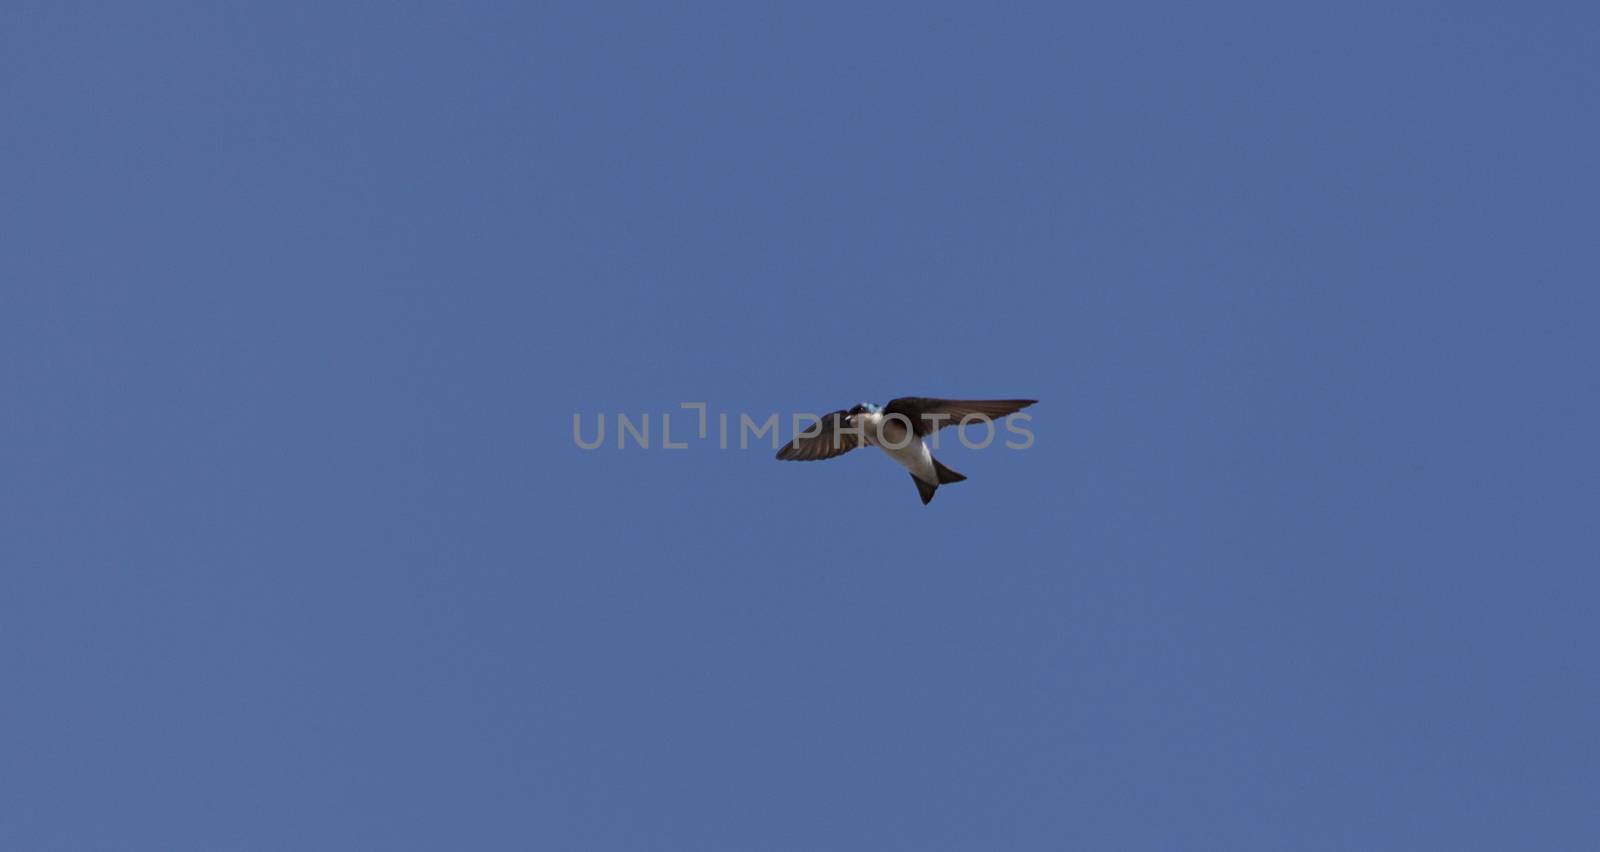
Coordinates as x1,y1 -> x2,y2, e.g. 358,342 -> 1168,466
883,398 -> 1037,437
775,409 -> 863,461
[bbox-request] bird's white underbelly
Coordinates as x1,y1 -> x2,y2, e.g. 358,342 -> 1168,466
878,440 -> 937,484
857,412 -> 937,483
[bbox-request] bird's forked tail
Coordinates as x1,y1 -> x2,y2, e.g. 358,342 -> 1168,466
912,456 -> 968,506
932,456 -> 966,484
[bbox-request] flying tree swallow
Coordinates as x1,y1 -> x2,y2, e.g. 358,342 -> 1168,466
776,397 -> 1037,505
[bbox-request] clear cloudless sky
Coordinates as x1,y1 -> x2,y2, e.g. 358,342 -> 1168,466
3,3 -> 1597,850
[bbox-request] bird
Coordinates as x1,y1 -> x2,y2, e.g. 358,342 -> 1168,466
775,397 -> 1037,505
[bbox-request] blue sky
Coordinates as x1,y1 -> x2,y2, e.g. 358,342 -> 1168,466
3,3 -> 1597,849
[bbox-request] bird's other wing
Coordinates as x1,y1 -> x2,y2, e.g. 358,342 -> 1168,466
883,398 -> 1038,437
775,409 -> 864,461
